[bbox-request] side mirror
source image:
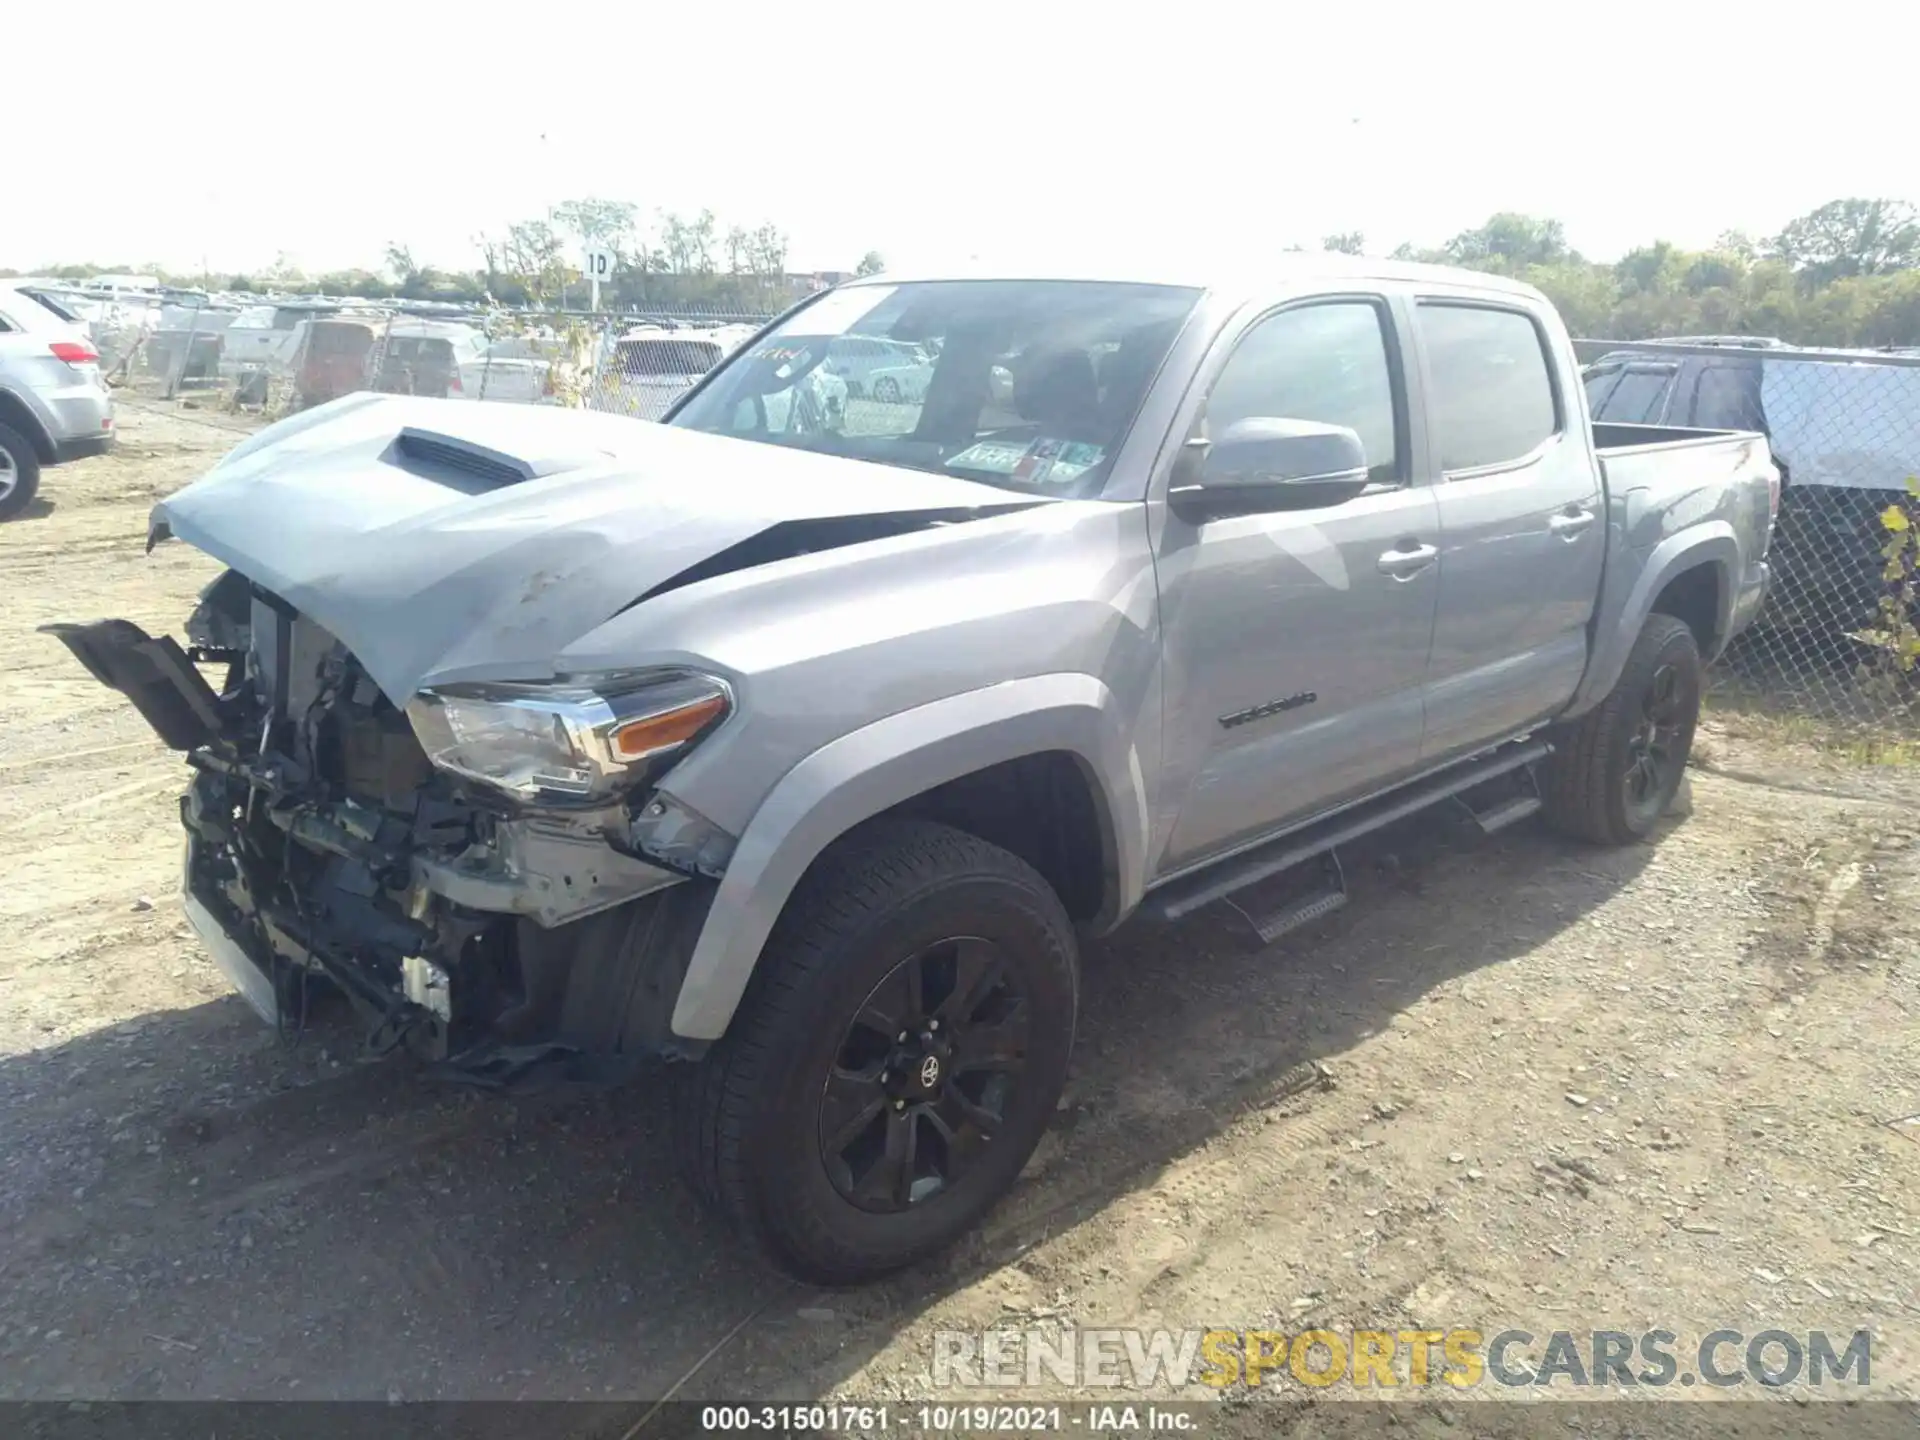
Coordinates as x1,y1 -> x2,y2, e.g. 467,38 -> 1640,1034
1168,418 -> 1371,523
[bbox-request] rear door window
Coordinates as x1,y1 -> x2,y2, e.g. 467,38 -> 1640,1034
1583,364 -> 1621,414
1688,363 -> 1766,432
1591,365 -> 1676,424
1417,303 -> 1561,472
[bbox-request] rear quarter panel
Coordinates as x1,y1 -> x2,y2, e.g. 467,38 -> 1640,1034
1567,427 -> 1776,715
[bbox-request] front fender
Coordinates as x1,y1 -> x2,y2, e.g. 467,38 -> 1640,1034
667,672 -> 1149,1041
1567,522 -> 1738,717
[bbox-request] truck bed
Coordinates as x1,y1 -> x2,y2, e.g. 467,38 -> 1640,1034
1591,420 -> 1770,496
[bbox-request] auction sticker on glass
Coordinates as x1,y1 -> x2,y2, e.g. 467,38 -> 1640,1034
948,438 -> 1106,486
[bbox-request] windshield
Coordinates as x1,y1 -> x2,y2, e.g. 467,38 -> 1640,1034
386,337 -> 457,364
669,280 -> 1201,495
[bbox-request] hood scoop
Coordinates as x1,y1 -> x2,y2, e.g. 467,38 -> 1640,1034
388,428 -> 540,491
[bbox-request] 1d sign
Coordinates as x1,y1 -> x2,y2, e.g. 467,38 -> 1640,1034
583,245 -> 615,309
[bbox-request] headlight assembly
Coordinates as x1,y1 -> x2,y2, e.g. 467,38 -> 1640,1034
404,670 -> 730,805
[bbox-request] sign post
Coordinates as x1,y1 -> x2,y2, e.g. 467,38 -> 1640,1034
582,245 -> 614,312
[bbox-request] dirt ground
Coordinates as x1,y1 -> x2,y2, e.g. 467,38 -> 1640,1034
3,400 -> 1918,1424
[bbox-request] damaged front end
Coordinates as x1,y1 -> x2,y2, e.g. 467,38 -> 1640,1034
43,569 -> 734,1087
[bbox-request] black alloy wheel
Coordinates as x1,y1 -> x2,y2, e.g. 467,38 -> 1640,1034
818,936 -> 1029,1213
671,818 -> 1079,1285
1623,661 -> 1688,826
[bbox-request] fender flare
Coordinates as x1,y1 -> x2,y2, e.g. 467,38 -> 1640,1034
667,672 -> 1150,1041
0,386 -> 57,463
1567,522 -> 1738,717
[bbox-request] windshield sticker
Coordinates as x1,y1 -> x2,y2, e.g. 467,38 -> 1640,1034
948,439 -> 1105,485
946,441 -> 1032,474
1015,439 -> 1063,485
746,344 -> 809,363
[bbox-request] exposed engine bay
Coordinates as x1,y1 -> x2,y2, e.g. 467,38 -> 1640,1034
46,568 -> 728,1087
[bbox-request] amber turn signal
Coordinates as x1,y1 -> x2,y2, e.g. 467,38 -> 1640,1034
607,693 -> 729,762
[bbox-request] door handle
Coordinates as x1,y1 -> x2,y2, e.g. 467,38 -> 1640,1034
1549,508 -> 1596,539
1376,542 -> 1438,578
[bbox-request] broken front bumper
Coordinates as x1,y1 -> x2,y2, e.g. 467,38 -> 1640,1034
46,615 -> 718,1072
182,840 -> 283,1026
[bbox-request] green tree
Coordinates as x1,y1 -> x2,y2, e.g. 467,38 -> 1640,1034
550,197 -> 640,271
657,209 -> 718,275
1682,250 -> 1745,294
497,219 -> 568,305
1322,231 -> 1365,256
748,223 -> 788,277
1442,213 -> 1570,270
383,243 -> 418,283
1768,199 -> 1920,284
1614,241 -> 1682,296
1713,229 -> 1759,261
855,250 -> 886,277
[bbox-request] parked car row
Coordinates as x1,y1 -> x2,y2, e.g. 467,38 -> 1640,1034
288,317 -> 560,409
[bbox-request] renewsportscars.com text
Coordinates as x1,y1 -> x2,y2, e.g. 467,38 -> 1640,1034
931,1327 -> 1873,1390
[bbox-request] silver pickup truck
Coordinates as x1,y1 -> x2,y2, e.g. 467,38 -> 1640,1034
48,259 -> 1777,1283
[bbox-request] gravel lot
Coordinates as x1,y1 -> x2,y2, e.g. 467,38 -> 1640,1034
3,401 -> 1917,1422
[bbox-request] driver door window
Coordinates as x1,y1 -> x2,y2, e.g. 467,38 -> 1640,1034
1203,300 -> 1405,487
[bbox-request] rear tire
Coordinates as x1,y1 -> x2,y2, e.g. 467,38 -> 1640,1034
671,818 -> 1079,1285
1542,613 -> 1702,845
0,423 -> 43,521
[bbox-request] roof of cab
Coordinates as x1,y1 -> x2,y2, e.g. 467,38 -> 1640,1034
831,252 -> 1541,303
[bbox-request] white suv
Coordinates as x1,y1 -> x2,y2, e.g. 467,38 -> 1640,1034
821,334 -> 935,401
0,284 -> 116,520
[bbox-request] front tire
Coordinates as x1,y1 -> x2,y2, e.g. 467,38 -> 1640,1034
0,423 -> 43,521
672,819 -> 1079,1285
1542,613 -> 1702,845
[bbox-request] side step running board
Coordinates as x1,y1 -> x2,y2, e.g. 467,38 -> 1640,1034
1145,739 -> 1551,925
1226,852 -> 1348,945
1459,751 -> 1544,834
1468,794 -> 1542,835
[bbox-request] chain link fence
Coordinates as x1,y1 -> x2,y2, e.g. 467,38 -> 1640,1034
1721,478 -> 1919,733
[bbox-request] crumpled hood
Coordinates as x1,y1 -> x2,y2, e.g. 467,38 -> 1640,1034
152,394 -> 1030,700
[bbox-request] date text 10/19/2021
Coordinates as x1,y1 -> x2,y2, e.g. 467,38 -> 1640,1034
701,1406 -> 1193,1433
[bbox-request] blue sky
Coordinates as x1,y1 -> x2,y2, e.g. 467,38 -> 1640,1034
12,0 -> 1913,275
